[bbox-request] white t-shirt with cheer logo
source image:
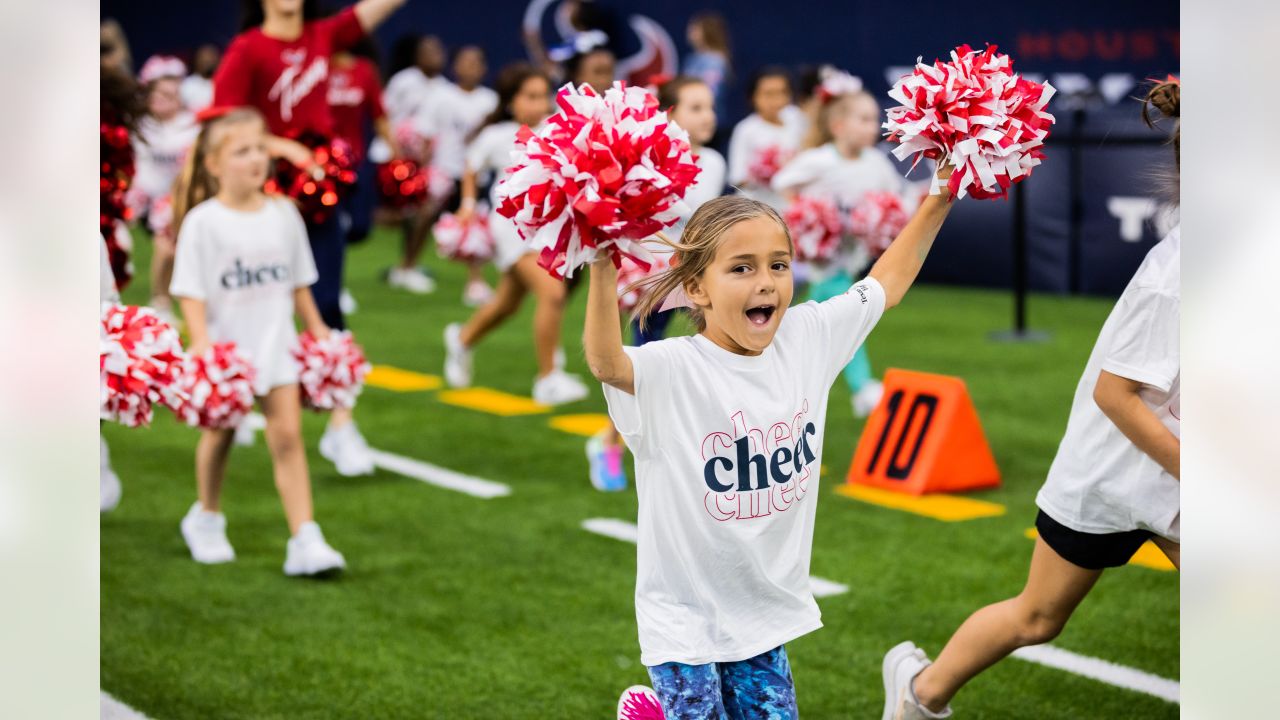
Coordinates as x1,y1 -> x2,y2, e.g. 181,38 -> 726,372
170,197 -> 318,395
603,277 -> 886,666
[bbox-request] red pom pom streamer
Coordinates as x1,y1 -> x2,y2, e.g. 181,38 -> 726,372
376,159 -> 453,213
747,145 -> 793,186
616,251 -> 671,312
264,132 -> 358,225
848,191 -> 911,257
101,117 -> 136,289
883,44 -> 1056,200
495,81 -> 702,279
168,343 -> 258,430
100,303 -> 185,428
783,195 -> 844,264
434,206 -> 496,263
291,330 -> 371,410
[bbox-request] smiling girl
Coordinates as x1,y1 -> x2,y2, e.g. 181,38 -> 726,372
591,169 -> 954,717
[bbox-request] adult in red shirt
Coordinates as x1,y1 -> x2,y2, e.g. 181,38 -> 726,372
212,0 -> 405,477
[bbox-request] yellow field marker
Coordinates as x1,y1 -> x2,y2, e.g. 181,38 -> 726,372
438,388 -> 551,416
364,365 -> 442,392
549,414 -> 611,437
835,483 -> 1006,522
1023,528 -> 1175,572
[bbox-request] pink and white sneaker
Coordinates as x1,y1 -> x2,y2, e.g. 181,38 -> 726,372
617,685 -> 664,720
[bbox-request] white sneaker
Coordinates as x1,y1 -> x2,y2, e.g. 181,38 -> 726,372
233,412 -> 267,447
462,279 -> 493,307
882,641 -> 952,720
443,323 -> 473,387
854,379 -> 886,418
284,521 -> 346,576
319,421 -> 376,477
388,266 -> 436,294
617,685 -> 664,720
339,288 -> 358,315
100,435 -> 121,513
180,502 -> 236,564
532,369 -> 589,406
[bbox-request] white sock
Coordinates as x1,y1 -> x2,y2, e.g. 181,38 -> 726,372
909,676 -> 951,718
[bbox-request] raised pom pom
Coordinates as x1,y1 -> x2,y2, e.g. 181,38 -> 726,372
495,82 -> 702,279
783,195 -> 844,264
169,343 -> 257,430
292,330 -> 371,411
848,191 -> 911,257
100,303 -> 185,427
883,44 -> 1056,200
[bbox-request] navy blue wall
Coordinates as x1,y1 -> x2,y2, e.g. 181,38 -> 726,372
103,0 -> 1179,296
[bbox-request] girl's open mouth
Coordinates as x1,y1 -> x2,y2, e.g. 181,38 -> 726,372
745,304 -> 776,326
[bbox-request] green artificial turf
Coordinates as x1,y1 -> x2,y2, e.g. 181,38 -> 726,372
102,225 -> 1178,718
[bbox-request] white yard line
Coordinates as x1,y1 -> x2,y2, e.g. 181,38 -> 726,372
101,692 -> 153,720
581,518 -> 850,598
1012,643 -> 1180,703
368,449 -> 512,499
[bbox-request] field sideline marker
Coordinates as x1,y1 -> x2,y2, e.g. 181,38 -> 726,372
369,449 -> 512,499
1012,644 -> 1180,703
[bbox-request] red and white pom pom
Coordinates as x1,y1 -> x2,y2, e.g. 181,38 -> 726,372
784,195 -> 844,264
615,250 -> 672,312
883,44 -> 1056,200
100,303 -> 185,427
848,191 -> 911,257
434,205 -> 495,263
394,119 -> 435,165
292,330 -> 371,410
169,343 -> 257,430
495,81 -> 702,279
747,145 -> 791,186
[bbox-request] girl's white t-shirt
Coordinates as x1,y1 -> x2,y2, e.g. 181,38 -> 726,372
1037,226 -> 1180,541
603,277 -> 887,666
132,113 -> 200,201
431,84 -> 499,179
727,112 -> 806,211
170,197 -> 319,395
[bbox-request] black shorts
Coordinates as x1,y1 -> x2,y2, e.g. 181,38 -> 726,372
1035,510 -> 1153,570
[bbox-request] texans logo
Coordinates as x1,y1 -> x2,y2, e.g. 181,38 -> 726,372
522,0 -> 677,85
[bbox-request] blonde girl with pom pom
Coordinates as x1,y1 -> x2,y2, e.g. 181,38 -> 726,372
169,107 -> 346,577
772,75 -> 908,419
881,79 -> 1181,720
587,168 -> 955,717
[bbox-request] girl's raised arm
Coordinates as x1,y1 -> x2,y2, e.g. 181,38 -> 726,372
354,0 -> 407,33
584,257 -> 634,394
868,165 -> 954,309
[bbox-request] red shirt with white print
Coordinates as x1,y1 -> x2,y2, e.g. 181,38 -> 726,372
328,56 -> 385,164
212,7 -> 364,138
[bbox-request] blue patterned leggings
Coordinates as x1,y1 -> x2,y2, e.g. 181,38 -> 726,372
646,645 -> 799,719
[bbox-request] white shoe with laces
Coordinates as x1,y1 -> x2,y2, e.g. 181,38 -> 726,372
283,521 -> 346,576
854,379 -> 886,418
180,502 -> 236,564
388,266 -> 436,294
532,369 -> 589,406
882,641 -> 952,720
443,323 -> 473,387
319,421 -> 376,477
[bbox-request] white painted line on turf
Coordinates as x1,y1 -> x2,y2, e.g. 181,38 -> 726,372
102,692 -> 154,720
368,449 -> 512,499
1012,644 -> 1180,704
581,518 -> 849,598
